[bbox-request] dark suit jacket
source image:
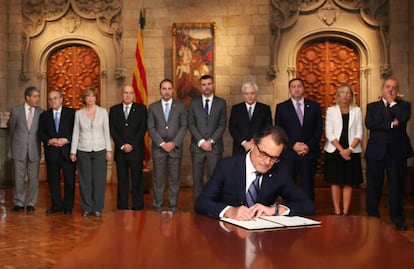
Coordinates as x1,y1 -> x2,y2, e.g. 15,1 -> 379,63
147,99 -> 188,158
229,102 -> 272,155
194,154 -> 315,219
275,99 -> 322,159
38,107 -> 75,163
109,102 -> 147,161
188,95 -> 227,154
365,99 -> 413,160
8,103 -> 43,161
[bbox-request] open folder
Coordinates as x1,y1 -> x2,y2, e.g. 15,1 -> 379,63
220,215 -> 322,230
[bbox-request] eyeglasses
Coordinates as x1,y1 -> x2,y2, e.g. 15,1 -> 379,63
48,96 -> 61,101
256,144 -> 280,163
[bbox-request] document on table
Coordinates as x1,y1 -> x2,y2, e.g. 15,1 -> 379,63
220,215 -> 321,230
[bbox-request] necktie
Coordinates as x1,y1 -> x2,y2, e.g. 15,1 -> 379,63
296,102 -> 303,126
204,99 -> 210,119
124,105 -> 129,120
248,106 -> 253,120
246,172 -> 261,207
27,107 -> 33,129
385,101 -> 390,114
54,111 -> 60,133
164,103 -> 170,122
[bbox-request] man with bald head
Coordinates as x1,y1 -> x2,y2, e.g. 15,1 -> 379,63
365,78 -> 413,231
39,91 -> 75,215
109,85 -> 147,210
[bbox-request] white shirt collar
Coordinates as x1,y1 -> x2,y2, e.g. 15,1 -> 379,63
246,151 -> 256,175
202,95 -> 214,104
245,102 -> 256,110
123,103 -> 133,109
161,99 -> 172,106
53,107 -> 62,114
290,98 -> 304,106
245,151 -> 262,192
24,103 -> 32,111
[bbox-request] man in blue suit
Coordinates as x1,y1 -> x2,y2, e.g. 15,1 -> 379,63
365,78 -> 413,231
229,81 -> 272,156
39,90 -> 75,215
275,78 -> 322,201
195,125 -> 314,220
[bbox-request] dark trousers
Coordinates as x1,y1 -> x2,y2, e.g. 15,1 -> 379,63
115,157 -> 144,210
366,156 -> 407,226
46,157 -> 75,210
191,151 -> 221,202
77,150 -> 107,213
285,153 -> 317,201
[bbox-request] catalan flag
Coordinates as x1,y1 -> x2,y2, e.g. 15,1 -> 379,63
132,13 -> 151,166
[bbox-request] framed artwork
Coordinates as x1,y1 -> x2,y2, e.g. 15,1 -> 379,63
172,22 -> 216,107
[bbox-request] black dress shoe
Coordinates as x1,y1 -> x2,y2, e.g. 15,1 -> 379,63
396,223 -> 408,231
63,209 -> 72,215
46,208 -> 62,215
26,206 -> 35,212
11,206 -> 24,212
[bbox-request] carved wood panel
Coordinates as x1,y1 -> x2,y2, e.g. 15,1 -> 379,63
47,45 -> 101,109
296,39 -> 360,176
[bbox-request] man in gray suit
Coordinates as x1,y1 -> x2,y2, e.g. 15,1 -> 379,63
148,79 -> 188,211
188,75 -> 227,202
8,86 -> 43,212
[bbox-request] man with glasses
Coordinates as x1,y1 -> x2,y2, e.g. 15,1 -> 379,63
195,125 -> 314,220
39,91 -> 75,215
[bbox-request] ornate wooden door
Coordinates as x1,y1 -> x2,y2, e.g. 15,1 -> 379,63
296,39 -> 360,179
47,45 -> 101,109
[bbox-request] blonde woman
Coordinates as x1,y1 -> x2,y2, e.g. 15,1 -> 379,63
324,84 -> 363,216
70,87 -> 112,217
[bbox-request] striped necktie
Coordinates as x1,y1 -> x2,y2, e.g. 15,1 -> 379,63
246,172 -> 261,207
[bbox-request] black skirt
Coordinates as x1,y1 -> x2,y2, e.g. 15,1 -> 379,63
324,151 -> 363,185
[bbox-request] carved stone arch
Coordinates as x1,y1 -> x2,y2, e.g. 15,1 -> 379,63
36,38 -> 108,109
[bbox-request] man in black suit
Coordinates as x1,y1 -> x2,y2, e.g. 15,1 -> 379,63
229,81 -> 272,156
39,90 -> 75,215
188,75 -> 227,202
275,78 -> 322,201
195,125 -> 314,220
365,78 -> 413,231
109,85 -> 147,210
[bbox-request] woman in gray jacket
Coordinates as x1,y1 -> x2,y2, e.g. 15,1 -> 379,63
70,87 -> 112,217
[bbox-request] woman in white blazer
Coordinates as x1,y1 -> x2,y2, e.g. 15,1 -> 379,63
70,87 -> 112,217
324,84 -> 363,216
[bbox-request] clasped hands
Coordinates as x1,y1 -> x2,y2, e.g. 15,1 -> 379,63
200,140 -> 213,152
293,142 -> 309,156
339,148 -> 352,161
224,203 -> 285,221
48,138 -> 69,147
